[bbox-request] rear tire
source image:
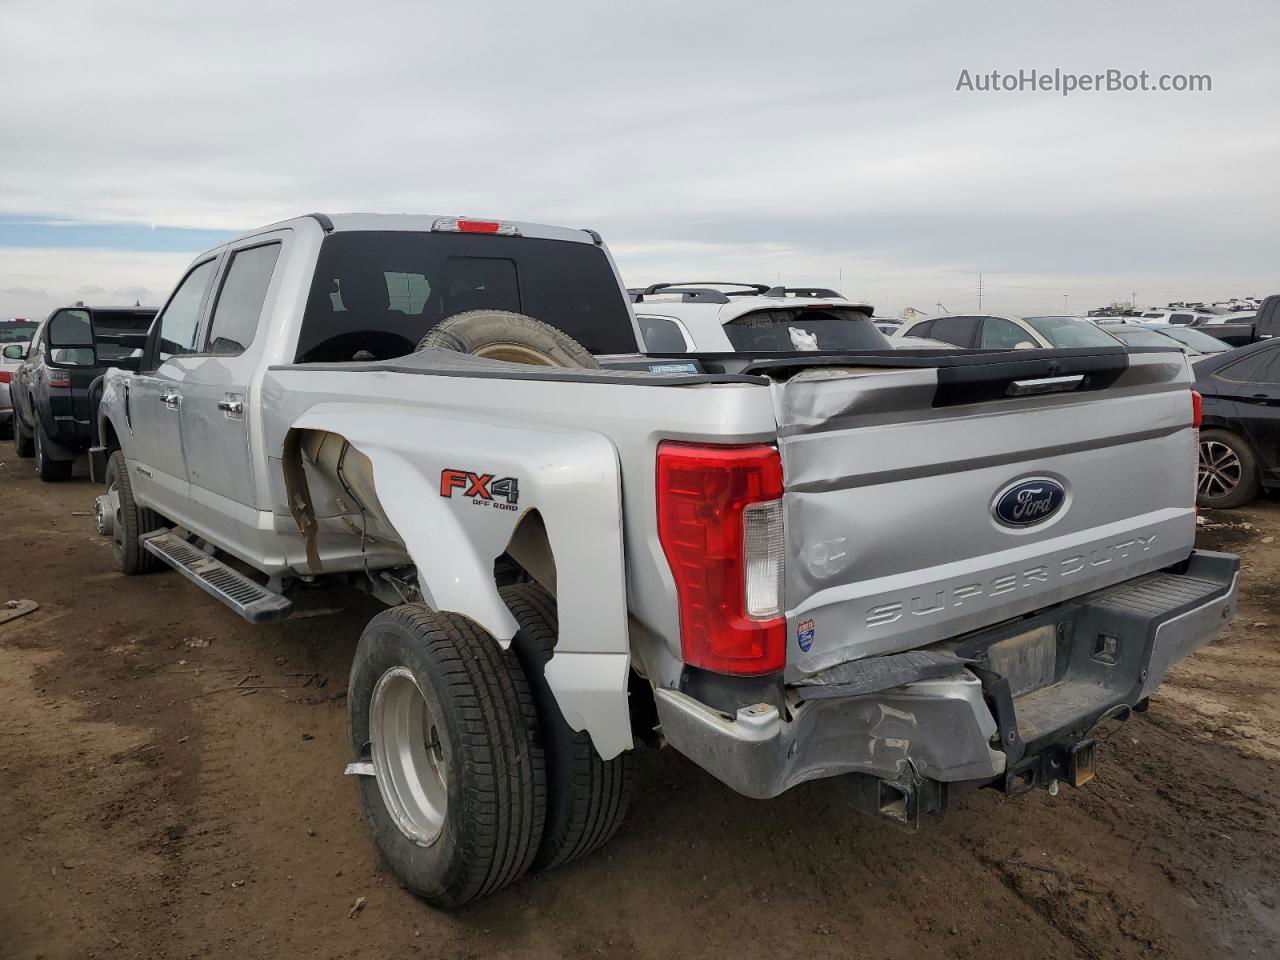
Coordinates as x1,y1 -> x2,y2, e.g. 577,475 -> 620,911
1197,428 -> 1259,509
416,310 -> 600,369
34,417 -> 73,481
500,583 -> 634,871
105,450 -> 163,574
348,606 -> 546,907
13,414 -> 34,458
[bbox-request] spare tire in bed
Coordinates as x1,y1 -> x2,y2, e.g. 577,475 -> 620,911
416,310 -> 599,369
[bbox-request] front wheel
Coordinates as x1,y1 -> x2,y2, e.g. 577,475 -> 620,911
348,606 -> 546,907
1197,428 -> 1259,509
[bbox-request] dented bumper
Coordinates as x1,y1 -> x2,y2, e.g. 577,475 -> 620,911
655,550 -> 1238,802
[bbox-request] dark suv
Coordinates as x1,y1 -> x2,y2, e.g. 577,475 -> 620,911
11,305 -> 156,480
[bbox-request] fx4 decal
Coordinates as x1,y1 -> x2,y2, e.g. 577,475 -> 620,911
440,469 -> 520,511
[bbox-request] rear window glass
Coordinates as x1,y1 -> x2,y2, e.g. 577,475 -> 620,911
1110,326 -> 1180,348
296,232 -> 637,363
93,309 -> 157,361
722,308 -> 890,352
1024,316 -> 1120,348
1158,326 -> 1228,352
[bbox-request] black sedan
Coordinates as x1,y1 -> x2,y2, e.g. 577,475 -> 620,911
1193,339 -> 1280,508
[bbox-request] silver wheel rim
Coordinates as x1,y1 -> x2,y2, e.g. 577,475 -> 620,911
107,482 -> 125,551
96,485 -> 120,537
1198,439 -> 1242,501
369,666 -> 448,846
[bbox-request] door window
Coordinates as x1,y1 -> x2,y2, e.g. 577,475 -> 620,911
928,316 -> 979,348
156,259 -> 218,360
205,243 -> 282,356
979,317 -> 1032,349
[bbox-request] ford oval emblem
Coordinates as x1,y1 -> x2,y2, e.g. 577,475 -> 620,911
992,477 -> 1067,528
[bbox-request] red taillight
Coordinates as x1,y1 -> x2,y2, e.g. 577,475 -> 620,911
47,370 -> 71,388
0,371 -> 10,384
1191,390 -> 1203,428
656,441 -> 786,676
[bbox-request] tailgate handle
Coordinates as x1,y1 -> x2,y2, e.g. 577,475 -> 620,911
1006,374 -> 1085,397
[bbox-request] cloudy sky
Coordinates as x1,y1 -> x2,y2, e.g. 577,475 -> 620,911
1,0 -> 1276,320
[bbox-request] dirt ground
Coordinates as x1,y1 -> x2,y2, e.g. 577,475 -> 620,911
1,449 -> 1278,960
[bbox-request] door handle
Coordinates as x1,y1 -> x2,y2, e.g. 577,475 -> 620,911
217,395 -> 245,417
160,391 -> 180,409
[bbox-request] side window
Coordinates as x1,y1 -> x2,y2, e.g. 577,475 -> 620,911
1254,346 -> 1280,385
930,316 -> 979,348
905,319 -> 935,339
1213,350 -> 1269,383
980,317 -> 1032,349
156,259 -> 218,360
205,244 -> 281,356
637,316 -> 689,353
30,321 -> 48,358
1170,313 -> 1193,325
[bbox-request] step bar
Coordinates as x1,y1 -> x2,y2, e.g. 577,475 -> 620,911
141,531 -> 293,623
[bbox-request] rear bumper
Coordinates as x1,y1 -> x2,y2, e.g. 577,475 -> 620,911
655,549 -> 1238,802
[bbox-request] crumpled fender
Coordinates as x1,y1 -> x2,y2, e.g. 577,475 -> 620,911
289,403 -> 632,759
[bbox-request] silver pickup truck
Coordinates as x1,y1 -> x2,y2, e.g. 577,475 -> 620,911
70,213 -> 1237,907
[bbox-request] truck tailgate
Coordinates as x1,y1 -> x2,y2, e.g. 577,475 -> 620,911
775,349 -> 1198,679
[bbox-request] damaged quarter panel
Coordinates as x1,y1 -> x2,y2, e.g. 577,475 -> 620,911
283,400 -> 633,759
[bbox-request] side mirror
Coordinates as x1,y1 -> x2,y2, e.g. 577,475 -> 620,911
46,310 -> 98,368
2,343 -> 26,361
1015,341 -> 1037,349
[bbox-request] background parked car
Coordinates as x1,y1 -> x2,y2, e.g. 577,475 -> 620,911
893,313 -> 1122,349
11,305 -> 155,480
1,340 -> 30,438
1105,323 -> 1231,358
1192,338 -> 1280,508
632,283 -> 890,355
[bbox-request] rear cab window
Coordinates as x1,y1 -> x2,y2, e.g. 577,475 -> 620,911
721,308 -> 890,352
92,309 -> 157,361
295,232 -> 638,363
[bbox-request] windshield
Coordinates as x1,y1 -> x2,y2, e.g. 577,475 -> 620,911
297,231 -> 638,363
722,308 -> 892,352
1024,316 -> 1123,348
1157,326 -> 1229,353
1110,326 -> 1184,349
